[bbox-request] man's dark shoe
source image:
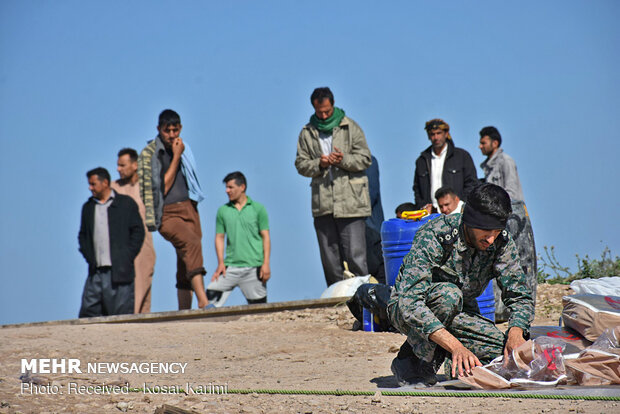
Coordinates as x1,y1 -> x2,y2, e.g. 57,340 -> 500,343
390,356 -> 438,387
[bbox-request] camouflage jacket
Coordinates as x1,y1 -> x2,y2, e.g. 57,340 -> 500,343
387,214 -> 534,340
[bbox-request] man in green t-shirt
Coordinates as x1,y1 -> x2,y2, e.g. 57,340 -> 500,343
206,171 -> 270,306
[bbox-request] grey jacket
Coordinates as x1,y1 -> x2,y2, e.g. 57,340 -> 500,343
480,148 -> 524,202
295,116 -> 372,218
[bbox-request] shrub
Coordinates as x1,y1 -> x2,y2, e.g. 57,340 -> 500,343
537,246 -> 620,285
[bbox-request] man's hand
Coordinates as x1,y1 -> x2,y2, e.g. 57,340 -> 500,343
259,264 -> 271,282
328,146 -> 344,165
319,154 -> 330,168
171,137 -> 185,157
503,327 -> 526,365
429,328 -> 482,378
422,203 -> 433,215
163,137 -> 185,195
450,344 -> 483,377
211,263 -> 226,282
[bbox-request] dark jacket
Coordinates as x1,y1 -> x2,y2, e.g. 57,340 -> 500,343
413,140 -> 478,209
365,155 -> 385,235
365,155 -> 386,282
78,193 -> 145,284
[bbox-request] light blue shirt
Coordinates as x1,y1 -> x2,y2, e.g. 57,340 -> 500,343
180,142 -> 205,203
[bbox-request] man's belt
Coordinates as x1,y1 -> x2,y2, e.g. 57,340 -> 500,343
95,266 -> 112,272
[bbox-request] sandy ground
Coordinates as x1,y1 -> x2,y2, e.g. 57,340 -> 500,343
0,284 -> 617,413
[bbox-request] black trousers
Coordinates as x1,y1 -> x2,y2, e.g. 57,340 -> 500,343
313,214 -> 368,286
79,269 -> 134,317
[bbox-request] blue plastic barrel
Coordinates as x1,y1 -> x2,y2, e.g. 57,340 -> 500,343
381,214 -> 440,286
381,214 -> 495,322
477,282 -> 495,322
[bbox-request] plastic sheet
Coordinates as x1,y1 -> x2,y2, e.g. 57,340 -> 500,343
566,326 -> 620,385
529,326 -> 592,356
458,336 -> 568,389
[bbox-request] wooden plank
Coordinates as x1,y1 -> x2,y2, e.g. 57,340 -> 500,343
1,297 -> 351,329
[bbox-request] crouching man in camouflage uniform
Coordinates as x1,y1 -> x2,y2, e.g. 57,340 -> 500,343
387,183 -> 534,386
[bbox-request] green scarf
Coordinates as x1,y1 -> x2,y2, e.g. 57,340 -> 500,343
310,107 -> 345,133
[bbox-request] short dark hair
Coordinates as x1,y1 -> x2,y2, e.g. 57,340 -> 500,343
310,87 -> 334,106
223,171 -> 247,189
395,202 -> 416,216
435,187 -> 457,201
158,109 -> 181,127
118,148 -> 138,162
86,167 -> 110,184
467,183 -> 512,221
479,126 -> 502,147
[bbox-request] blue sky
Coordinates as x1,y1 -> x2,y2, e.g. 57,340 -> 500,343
1,1 -> 618,325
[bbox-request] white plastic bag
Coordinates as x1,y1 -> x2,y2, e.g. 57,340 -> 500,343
320,275 -> 372,298
570,276 -> 620,295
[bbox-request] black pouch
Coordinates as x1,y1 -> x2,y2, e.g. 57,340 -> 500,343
346,283 -> 396,332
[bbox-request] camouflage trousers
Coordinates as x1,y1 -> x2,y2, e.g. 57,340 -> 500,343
495,201 -> 537,321
391,282 -> 504,366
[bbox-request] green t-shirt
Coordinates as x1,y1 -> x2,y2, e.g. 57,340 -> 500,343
216,196 -> 269,267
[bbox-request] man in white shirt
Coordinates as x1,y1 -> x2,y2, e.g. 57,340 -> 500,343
434,187 -> 465,215
413,119 -> 477,213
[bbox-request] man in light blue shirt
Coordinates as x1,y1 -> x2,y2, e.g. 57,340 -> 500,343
138,109 -> 210,310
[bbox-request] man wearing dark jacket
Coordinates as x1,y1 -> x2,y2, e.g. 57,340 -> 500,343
78,167 -> 145,317
365,155 -> 386,283
413,119 -> 477,212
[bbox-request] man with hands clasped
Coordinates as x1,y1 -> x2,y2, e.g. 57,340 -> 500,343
295,87 -> 372,286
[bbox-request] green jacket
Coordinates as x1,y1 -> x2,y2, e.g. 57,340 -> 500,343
295,116 -> 372,218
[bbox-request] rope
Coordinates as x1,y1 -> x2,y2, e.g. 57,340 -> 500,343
225,389 -> 620,400
122,386 -> 620,401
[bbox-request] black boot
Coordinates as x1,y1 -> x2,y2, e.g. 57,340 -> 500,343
390,341 -> 438,387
